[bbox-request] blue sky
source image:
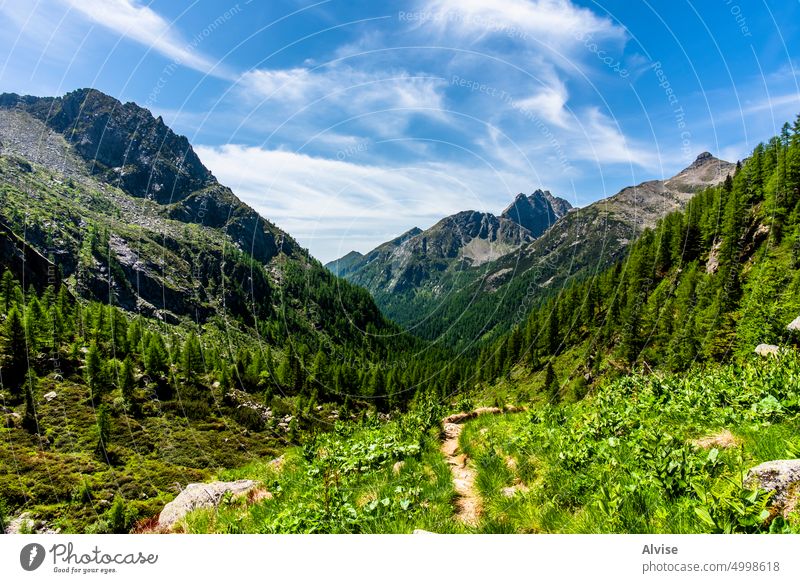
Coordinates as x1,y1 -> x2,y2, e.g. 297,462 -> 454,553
1,0 -> 799,263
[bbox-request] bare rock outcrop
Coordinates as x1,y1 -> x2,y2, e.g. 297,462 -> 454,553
755,344 -> 780,357
157,480 -> 258,530
745,459 -> 800,518
4,512 -> 59,534
787,316 -> 800,332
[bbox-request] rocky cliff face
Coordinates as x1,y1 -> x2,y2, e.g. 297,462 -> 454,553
500,189 -> 572,237
0,89 -> 213,204
326,208 -> 537,298
0,89 -> 318,324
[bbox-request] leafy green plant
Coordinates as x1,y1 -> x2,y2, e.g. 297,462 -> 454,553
0,497 -> 8,533
692,478 -> 772,533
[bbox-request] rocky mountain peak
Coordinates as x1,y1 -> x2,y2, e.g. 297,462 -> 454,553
500,188 -> 571,238
693,151 -> 714,165
0,88 -> 215,204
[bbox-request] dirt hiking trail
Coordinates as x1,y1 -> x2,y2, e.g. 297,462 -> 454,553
440,406 -> 523,526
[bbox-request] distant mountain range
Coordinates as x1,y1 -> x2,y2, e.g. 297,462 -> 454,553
0,87 -> 736,353
325,189 -> 570,307
327,153 -> 735,348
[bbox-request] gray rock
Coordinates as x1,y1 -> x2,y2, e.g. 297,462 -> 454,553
5,512 -> 59,534
5,512 -> 33,534
745,459 -> 800,517
268,455 -> 285,471
157,480 -> 258,529
788,316 -> 800,332
43,391 -> 57,402
754,344 -> 780,357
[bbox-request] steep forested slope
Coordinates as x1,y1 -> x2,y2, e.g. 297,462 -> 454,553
477,118 -> 800,397
0,89 -> 462,534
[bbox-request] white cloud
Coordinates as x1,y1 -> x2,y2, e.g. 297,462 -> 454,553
62,0 -> 228,77
235,65 -> 450,143
415,0 -> 626,48
515,79 -> 571,128
573,107 -> 661,170
195,144 -> 532,263
240,66 -> 447,121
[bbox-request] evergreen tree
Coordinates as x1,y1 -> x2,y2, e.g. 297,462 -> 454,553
22,370 -> 39,434
181,333 -> 204,383
368,366 -> 385,406
546,305 -> 560,356
0,269 -> 16,313
120,356 -> 136,407
544,362 -> 559,404
95,404 -> 110,461
278,350 -> 295,391
144,334 -> 169,378
3,306 -> 28,394
85,341 -> 108,399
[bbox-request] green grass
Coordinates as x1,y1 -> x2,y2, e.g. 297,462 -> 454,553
181,353 -> 800,534
183,401 -> 464,533
0,369 -> 282,533
459,353 -> 800,533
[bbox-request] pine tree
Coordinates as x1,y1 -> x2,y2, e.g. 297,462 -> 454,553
309,350 -> 327,399
86,341 -> 107,399
22,370 -> 39,434
544,362 -> 559,404
25,295 -> 45,353
546,305 -> 560,356
368,366 -> 385,407
95,404 -> 110,461
120,356 -> 135,407
181,333 -> 204,383
278,350 -> 296,391
0,269 -> 16,313
144,334 -> 169,378
3,306 -> 28,394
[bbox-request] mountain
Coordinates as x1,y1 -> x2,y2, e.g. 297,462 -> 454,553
324,250 -> 365,279
326,190 -> 571,323
335,153 -> 735,349
329,213 -> 533,292
500,189 -> 572,237
0,88 -> 453,393
477,131 -> 800,395
0,89 -> 379,333
0,88 -> 463,533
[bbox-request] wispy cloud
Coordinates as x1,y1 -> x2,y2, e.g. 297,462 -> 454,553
238,65 -> 448,137
62,0 -> 229,77
515,79 -> 571,128
195,144 -> 532,262
414,0 -> 626,48
573,107 -> 661,169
